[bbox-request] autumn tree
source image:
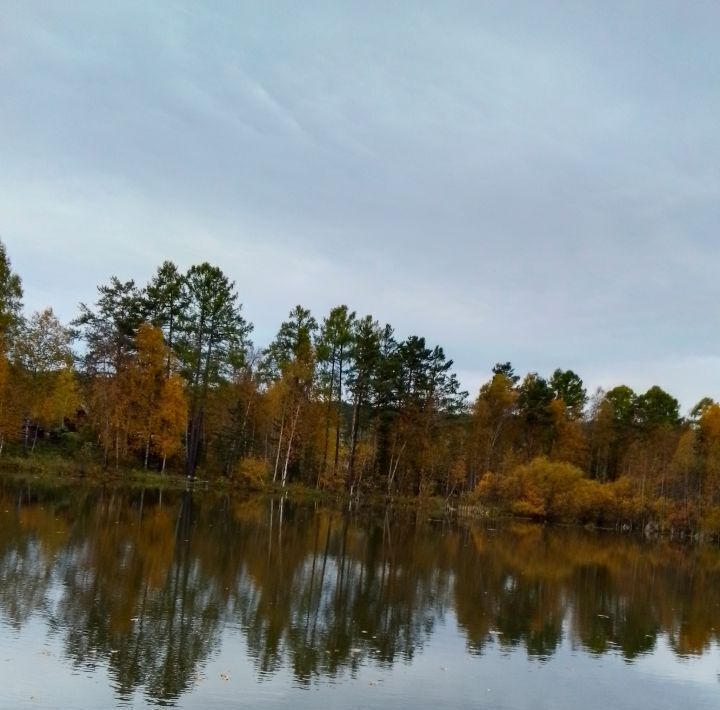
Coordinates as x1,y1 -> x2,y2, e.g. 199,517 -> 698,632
698,404 -> 720,505
414,342 -> 466,494
546,370 -> 588,467
12,308 -> 77,450
548,399 -> 588,467
262,305 -> 317,486
689,397 -> 715,423
0,240 -> 24,451
601,385 -> 638,479
154,373 -> 188,471
631,386 -> 681,499
492,361 -> 520,384
470,369 -> 518,484
586,388 -> 614,481
73,278 -> 147,467
204,347 -> 262,477
0,349 -> 21,454
669,428 -> 700,515
374,334 -> 465,495
124,323 -> 187,470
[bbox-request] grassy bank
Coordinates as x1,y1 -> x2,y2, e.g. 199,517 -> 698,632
6,452 -> 720,540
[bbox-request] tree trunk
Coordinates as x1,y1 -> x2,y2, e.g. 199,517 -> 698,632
185,410 -> 204,479
273,404 -> 286,483
322,353 -> 336,475
387,440 -> 406,494
333,355 -> 343,477
166,315 -> 174,379
281,402 -> 301,487
347,394 -> 361,492
486,417 -> 506,472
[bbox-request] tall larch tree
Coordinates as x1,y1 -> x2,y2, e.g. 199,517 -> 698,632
548,369 -> 588,467
177,263 -> 252,478
262,305 -> 317,487
126,323 -> 168,468
470,367 -> 518,485
155,372 -> 188,471
316,305 -> 355,480
144,261 -> 187,377
74,277 -> 144,375
516,373 -> 554,460
346,315 -> 382,493
73,277 -> 145,467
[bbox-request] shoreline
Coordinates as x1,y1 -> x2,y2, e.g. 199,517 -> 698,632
1,456 -> 717,544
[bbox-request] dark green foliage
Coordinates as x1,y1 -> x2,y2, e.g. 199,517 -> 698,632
261,305 -> 317,380
635,385 -> 680,430
605,385 -> 637,429
177,263 -> 252,477
549,368 -> 587,418
492,361 -> 519,384
144,261 -> 187,374
73,277 -> 144,374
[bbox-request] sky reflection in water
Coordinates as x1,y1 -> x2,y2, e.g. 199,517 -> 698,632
0,479 -> 718,709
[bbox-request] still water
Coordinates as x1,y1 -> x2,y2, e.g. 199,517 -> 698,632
0,478 -> 718,709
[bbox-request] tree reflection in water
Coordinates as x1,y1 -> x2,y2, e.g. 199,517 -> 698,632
0,478 -> 719,705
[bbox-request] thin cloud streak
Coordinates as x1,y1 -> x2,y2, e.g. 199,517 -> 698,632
1,1 -> 718,408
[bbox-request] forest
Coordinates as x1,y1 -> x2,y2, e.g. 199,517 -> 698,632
1,239 -> 720,535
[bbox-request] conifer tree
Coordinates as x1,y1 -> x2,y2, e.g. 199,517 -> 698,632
177,263 -> 252,477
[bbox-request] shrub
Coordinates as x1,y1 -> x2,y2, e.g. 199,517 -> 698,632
475,458 -> 591,522
235,457 -> 270,489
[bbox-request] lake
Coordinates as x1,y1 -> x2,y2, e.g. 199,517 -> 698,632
0,478 -> 718,709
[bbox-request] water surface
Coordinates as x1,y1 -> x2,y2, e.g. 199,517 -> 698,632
0,478 -> 718,709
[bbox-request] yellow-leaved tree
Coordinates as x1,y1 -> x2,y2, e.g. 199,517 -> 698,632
129,323 -> 166,467
126,323 -> 187,470
12,308 -> 78,451
155,373 -> 187,471
0,347 -> 23,454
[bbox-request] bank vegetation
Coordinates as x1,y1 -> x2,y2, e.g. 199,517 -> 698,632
1,241 -> 719,536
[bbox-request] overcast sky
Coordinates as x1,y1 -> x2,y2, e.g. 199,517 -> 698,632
1,1 -> 718,409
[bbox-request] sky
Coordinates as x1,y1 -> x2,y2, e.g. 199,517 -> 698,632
1,1 -> 719,410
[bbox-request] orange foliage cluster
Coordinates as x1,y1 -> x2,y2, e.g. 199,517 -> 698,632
473,457 -> 720,536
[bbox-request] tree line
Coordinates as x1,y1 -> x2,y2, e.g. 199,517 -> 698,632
1,240 -> 720,533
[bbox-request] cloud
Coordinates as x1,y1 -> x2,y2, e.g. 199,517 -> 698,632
1,1 -> 718,409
